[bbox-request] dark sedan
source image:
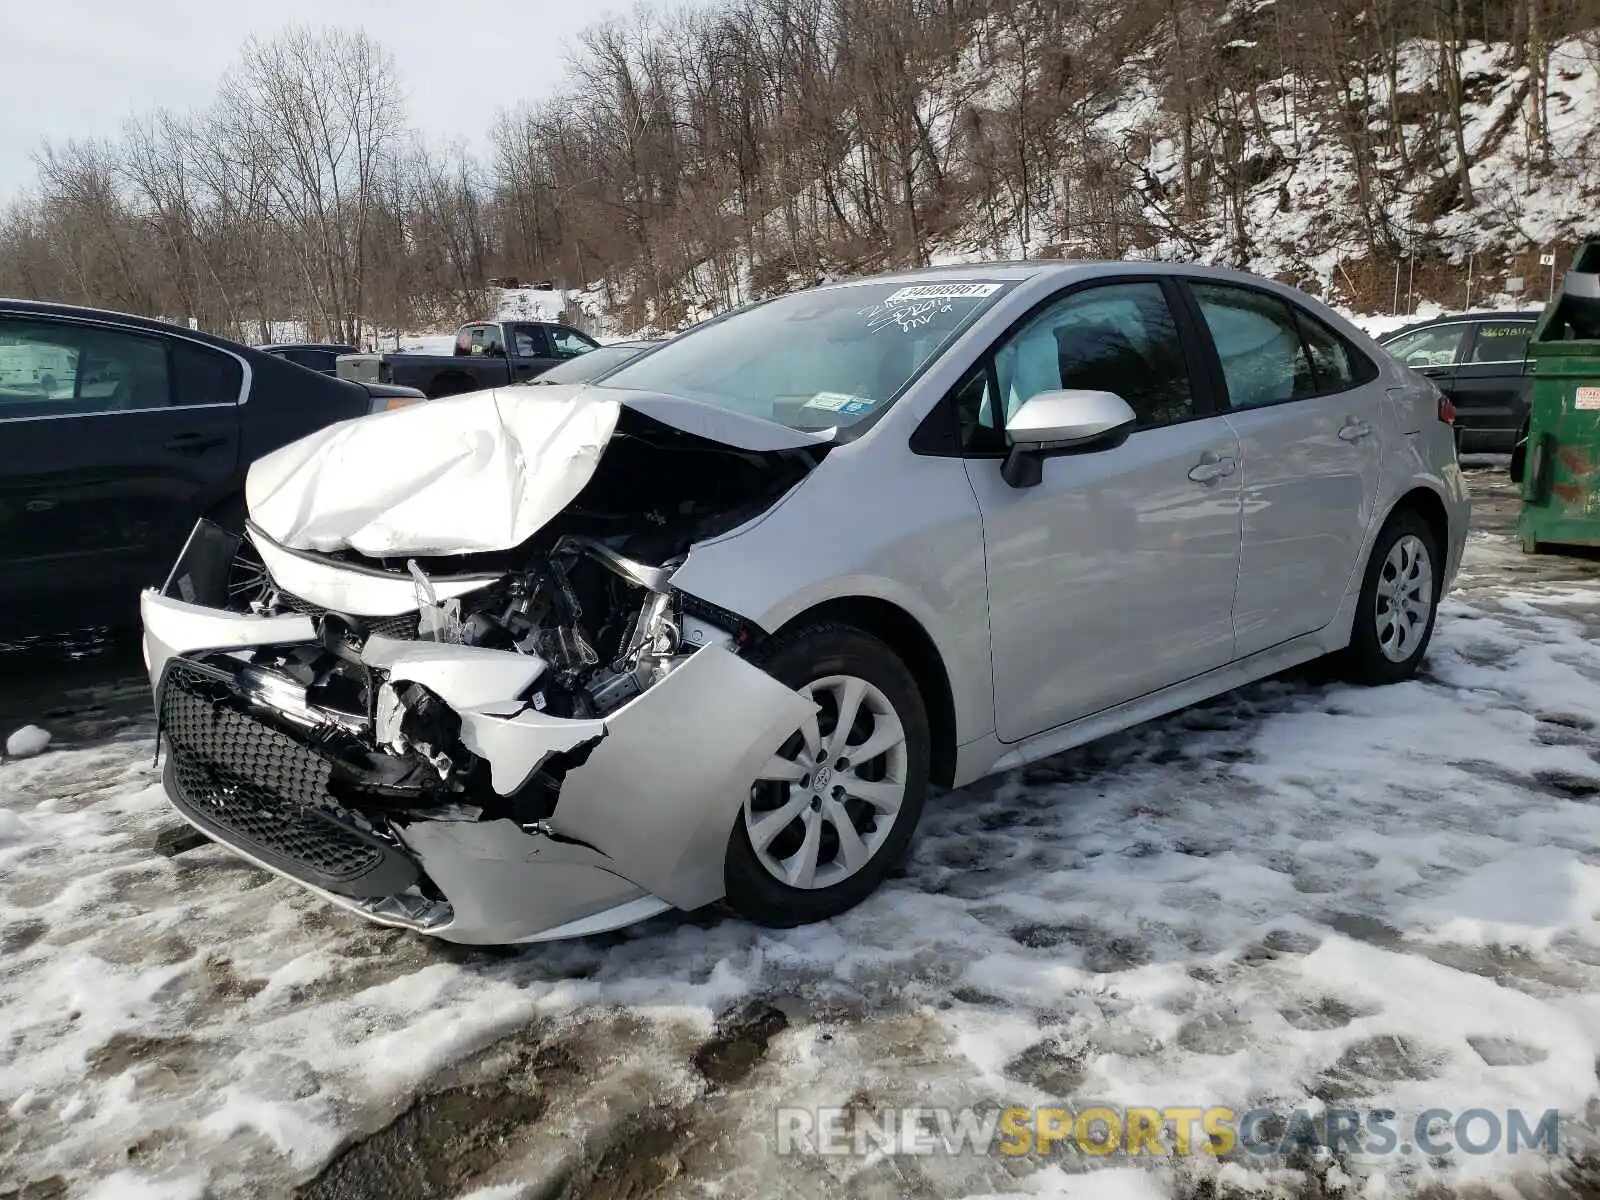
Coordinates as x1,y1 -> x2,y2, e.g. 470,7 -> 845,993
0,301 -> 422,636
1379,310 -> 1540,454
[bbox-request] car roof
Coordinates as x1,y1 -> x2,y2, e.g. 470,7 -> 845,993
808,258 -> 1375,297
0,297 -> 266,356
1379,310 -> 1543,341
260,342 -> 356,352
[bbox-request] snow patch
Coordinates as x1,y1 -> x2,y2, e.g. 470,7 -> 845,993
5,724 -> 51,758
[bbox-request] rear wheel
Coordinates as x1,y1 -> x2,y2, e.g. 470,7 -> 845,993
1340,510 -> 1440,685
725,623 -> 930,927
427,372 -> 476,399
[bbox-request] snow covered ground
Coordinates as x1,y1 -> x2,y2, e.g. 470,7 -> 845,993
5,472 -> 1600,1199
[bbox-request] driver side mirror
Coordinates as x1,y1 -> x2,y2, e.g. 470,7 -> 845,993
1001,389 -> 1138,488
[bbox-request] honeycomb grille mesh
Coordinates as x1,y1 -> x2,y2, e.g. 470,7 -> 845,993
160,662 -> 386,884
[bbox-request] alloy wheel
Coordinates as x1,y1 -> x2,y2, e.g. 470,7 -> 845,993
228,537 -> 272,611
1375,533 -> 1433,663
745,674 -> 909,890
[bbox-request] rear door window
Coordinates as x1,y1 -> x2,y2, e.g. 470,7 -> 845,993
1467,321 -> 1534,364
0,319 -> 172,415
1383,324 -> 1469,369
1190,284 -> 1316,408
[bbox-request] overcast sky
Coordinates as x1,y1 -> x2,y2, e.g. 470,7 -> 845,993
0,0 -> 633,204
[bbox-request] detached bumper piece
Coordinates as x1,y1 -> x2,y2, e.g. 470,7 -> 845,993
160,658 -> 423,900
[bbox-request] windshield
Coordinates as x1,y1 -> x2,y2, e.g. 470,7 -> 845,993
533,342 -> 649,384
597,280 -> 1013,429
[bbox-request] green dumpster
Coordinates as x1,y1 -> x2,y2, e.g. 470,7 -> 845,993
1517,239 -> 1600,553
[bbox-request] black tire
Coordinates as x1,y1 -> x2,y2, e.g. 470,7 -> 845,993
1509,417 -> 1529,483
1340,509 -> 1441,686
725,622 -> 931,928
427,373 -> 475,399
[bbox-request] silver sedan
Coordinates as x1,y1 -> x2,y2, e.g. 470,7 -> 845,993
140,261 -> 1468,942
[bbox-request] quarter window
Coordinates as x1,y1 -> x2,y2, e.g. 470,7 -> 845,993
1191,284 -> 1315,408
172,340 -> 243,404
1469,322 -> 1533,363
990,281 -> 1195,430
0,319 -> 172,415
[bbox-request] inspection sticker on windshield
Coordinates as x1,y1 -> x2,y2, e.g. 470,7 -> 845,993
804,391 -> 875,414
883,283 -> 1002,304
1578,387 -> 1600,410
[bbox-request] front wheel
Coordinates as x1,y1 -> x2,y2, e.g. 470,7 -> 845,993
206,496 -> 271,612
725,623 -> 931,928
1340,511 -> 1441,685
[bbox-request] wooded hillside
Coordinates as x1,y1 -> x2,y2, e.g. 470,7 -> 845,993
2,0 -> 1597,340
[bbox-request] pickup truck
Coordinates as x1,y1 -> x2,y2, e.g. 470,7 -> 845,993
336,320 -> 601,398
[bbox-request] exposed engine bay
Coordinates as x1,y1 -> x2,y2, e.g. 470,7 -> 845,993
240,404 -> 821,722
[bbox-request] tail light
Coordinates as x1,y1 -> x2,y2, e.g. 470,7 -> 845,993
1437,394 -> 1456,425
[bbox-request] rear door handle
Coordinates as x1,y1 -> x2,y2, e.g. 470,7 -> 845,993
1188,452 -> 1237,483
1339,419 -> 1373,442
164,433 -> 226,455
24,498 -> 56,513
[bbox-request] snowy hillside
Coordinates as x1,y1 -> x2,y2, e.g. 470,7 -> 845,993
603,18 -> 1600,330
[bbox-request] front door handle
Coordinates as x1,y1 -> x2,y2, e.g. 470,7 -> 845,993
1339,419 -> 1373,442
24,498 -> 56,513
1188,452 -> 1237,484
164,433 -> 226,455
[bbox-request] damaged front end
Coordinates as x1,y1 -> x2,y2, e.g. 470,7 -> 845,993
141,393 -> 823,943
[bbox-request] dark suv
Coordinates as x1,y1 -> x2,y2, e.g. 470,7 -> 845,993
1378,310 -> 1539,453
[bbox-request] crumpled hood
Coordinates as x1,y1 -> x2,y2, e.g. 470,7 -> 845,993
246,385 -> 832,557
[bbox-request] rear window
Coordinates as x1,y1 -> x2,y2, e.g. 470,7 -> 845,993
1470,322 -> 1533,363
281,348 -> 334,372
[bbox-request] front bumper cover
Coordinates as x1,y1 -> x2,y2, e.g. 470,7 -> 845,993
142,588 -> 812,945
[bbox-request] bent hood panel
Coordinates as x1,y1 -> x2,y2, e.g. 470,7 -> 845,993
247,389 -> 621,557
246,385 -> 830,558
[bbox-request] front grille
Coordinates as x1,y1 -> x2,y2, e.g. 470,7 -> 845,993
160,660 -> 419,897
279,593 -> 420,641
